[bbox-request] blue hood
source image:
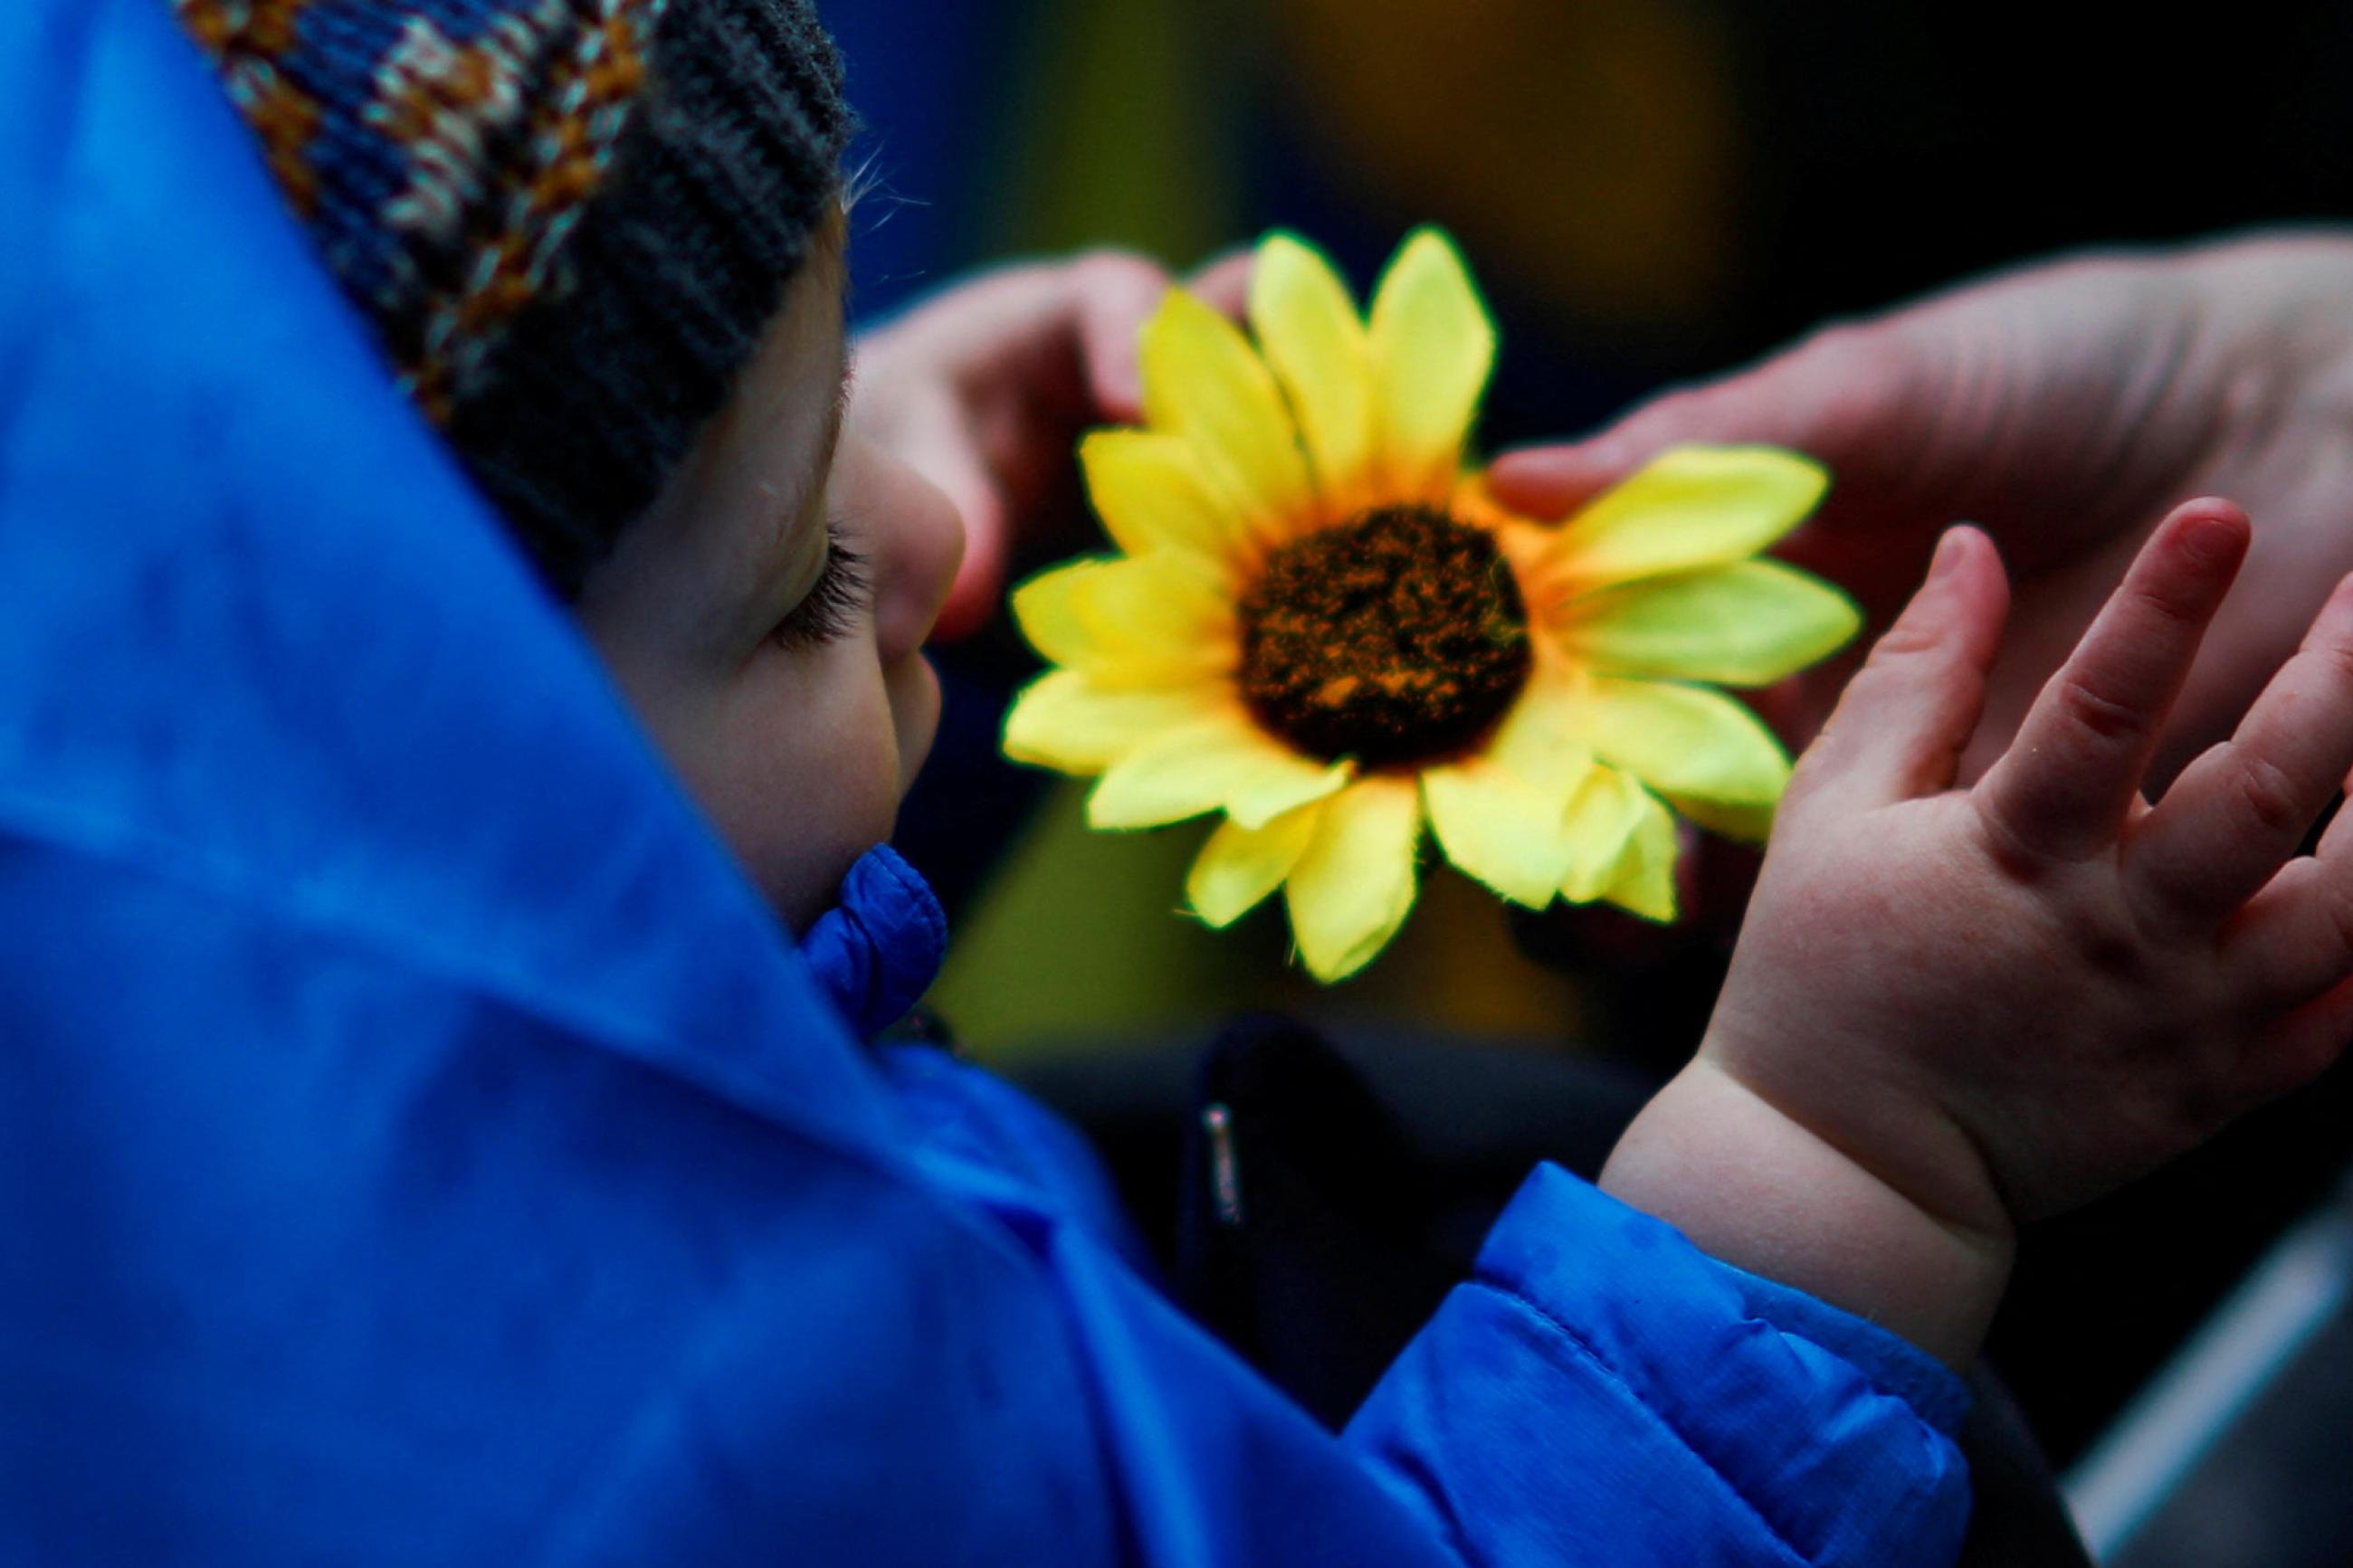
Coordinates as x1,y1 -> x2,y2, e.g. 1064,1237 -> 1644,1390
0,5 -> 901,1152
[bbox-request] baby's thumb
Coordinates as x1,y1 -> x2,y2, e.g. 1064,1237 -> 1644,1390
1786,527 -> 2010,816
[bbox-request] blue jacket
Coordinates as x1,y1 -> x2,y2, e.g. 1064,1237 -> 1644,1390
0,5 -> 1968,1563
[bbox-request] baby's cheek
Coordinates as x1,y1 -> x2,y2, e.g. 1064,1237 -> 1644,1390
719,658 -> 906,933
887,651 -> 942,796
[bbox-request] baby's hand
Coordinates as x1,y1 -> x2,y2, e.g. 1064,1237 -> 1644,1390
1604,499 -> 2353,1363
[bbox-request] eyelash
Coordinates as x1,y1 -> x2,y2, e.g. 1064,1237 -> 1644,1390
772,534 -> 871,651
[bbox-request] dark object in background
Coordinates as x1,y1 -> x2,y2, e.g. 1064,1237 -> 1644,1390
1250,1 -> 2353,449
1015,1019 -> 1655,1421
1995,1051 -> 2353,1462
2076,1172 -> 2353,1568
1017,1022 -> 2095,1567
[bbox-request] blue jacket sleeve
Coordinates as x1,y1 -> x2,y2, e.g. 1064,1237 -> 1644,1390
1345,1163 -> 1972,1567
862,1050 -> 1974,1568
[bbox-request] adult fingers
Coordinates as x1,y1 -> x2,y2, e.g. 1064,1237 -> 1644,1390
1065,251 -> 1178,423
1073,245 -> 1253,423
1972,499 -> 2248,861
1184,247 -> 1253,320
1485,321 -> 1922,523
1012,246 -> 1245,424
2129,571 -> 2353,935
863,251 -> 1173,423
1782,526 -> 2008,820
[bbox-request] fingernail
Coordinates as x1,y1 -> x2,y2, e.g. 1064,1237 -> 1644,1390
1928,527 -> 1966,582
2179,508 -> 2244,567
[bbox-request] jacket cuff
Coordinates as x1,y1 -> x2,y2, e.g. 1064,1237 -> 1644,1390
1345,1163 -> 1971,1568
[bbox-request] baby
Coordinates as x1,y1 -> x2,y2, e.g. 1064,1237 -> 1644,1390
27,0 -> 2353,1561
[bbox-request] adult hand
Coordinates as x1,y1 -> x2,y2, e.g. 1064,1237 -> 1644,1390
850,250 -> 1252,641
1491,230 -> 2353,789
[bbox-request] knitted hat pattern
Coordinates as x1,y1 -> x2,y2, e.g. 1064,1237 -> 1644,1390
176,0 -> 852,595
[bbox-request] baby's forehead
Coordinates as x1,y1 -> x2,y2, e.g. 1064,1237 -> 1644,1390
639,225 -> 853,592
574,188 -> 855,616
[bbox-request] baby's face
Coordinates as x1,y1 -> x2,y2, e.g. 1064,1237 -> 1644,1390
574,214 -> 964,931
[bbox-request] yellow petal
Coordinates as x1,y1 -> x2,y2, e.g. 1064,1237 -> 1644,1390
1003,670 -> 1225,774
1008,555 -> 1236,689
1139,288 -> 1314,535
1283,776 -> 1423,982
1186,800 -> 1326,927
1008,557 -> 1116,671
1670,794 -> 1777,846
1423,755 -> 1583,908
1542,446 -> 1829,588
1564,560 -> 1861,685
1089,712 -> 1350,831
1419,664 -> 1597,907
1079,553 -> 1235,660
1249,233 -> 1377,517
1369,228 -> 1495,506
1558,762 -> 1653,902
1563,676 -> 1791,808
1079,430 -> 1255,566
1598,785 -> 1681,923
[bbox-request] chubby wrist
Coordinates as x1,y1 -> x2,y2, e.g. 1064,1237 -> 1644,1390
1599,1059 -> 2015,1368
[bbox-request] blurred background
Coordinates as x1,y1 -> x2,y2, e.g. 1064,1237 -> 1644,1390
826,0 -> 2353,1538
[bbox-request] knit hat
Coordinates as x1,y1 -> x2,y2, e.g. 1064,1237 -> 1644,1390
175,0 -> 853,597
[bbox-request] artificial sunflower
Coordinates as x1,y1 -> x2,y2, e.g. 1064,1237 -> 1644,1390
1003,228 -> 1857,982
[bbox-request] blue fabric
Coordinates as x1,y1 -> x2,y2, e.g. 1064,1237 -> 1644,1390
1348,1167 -> 1972,1567
873,1041 -> 1157,1276
800,843 -> 948,1038
0,5 -> 1970,1563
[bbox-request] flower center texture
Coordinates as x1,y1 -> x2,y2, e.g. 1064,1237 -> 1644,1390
1238,505 -> 1531,767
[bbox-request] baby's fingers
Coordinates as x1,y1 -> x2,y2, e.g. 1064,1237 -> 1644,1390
1783,525 -> 2006,817
1975,499 -> 2248,860
2130,573 -> 2353,935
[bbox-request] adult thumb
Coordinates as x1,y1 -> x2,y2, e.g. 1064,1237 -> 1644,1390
1487,325 -> 1908,524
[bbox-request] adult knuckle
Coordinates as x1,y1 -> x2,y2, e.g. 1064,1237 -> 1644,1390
1796,322 -> 1926,434
1632,384 -> 1708,432
1069,249 -> 1163,295
1794,318 -> 1898,382
2054,674 -> 2148,746
2310,638 -> 2353,689
2127,579 -> 2205,631
1867,616 -> 1945,664
2229,751 -> 2307,840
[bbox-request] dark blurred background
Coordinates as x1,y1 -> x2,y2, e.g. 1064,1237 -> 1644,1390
832,0 -> 2353,443
827,0 -> 2353,1495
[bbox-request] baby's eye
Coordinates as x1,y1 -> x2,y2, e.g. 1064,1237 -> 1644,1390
772,534 -> 871,651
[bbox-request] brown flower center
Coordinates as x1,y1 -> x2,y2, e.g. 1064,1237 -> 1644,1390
1237,505 -> 1530,768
